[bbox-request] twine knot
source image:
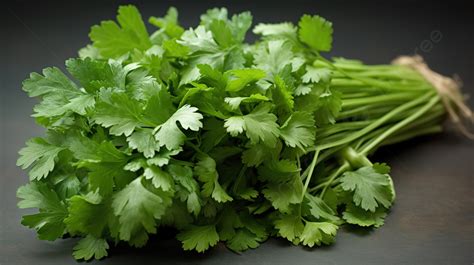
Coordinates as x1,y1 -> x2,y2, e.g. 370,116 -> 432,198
392,55 -> 474,139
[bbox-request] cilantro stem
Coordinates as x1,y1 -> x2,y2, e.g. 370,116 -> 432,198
301,149 -> 320,201
379,125 -> 442,146
310,90 -> 436,151
342,92 -> 422,108
232,165 -> 247,194
319,162 -> 350,198
359,94 -> 440,155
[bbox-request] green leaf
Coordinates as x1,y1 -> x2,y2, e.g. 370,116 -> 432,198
17,182 -> 68,240
72,235 -> 109,261
154,105 -> 204,150
294,84 -> 312,96
272,74 -> 294,114
93,89 -> 147,136
177,225 -> 220,252
209,19 -> 234,48
149,7 -> 185,39
66,58 -> 122,93
195,154 -> 233,203
253,22 -> 297,39
302,65 -> 331,83
295,85 -> 342,125
147,148 -> 182,167
17,138 -> 64,180
274,214 -> 304,242
304,193 -> 340,222
224,94 -> 269,111
258,159 -> 299,183
226,228 -> 262,252
225,68 -> 266,92
22,67 -> 87,119
229,12 -> 252,43
178,26 -> 220,53
343,202 -> 387,228
22,67 -> 79,98
112,177 -> 172,243
298,15 -> 333,52
300,221 -> 338,247
127,128 -> 160,158
340,164 -> 394,212
65,192 -> 110,237
64,94 -> 96,115
143,165 -> 174,191
254,40 -> 304,76
263,176 -> 303,213
279,111 -> 316,149
168,164 -> 202,216
90,5 -> 151,58
241,142 -> 281,167
224,104 -> 280,147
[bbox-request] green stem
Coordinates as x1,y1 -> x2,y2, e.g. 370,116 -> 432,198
301,149 -> 320,200
342,92 -> 422,108
380,125 -> 442,146
359,95 -> 440,155
310,90 -> 435,151
232,165 -> 247,194
319,162 -> 351,198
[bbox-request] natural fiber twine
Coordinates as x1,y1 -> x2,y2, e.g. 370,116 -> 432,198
392,55 -> 474,139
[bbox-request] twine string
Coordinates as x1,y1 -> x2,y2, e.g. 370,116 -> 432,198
392,55 -> 474,139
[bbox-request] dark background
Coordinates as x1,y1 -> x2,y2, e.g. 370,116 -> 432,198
1,1 -> 473,264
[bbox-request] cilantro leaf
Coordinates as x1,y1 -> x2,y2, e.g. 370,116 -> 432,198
300,221 -> 338,247
224,94 -> 269,111
253,22 -> 297,40
65,191 -> 110,237
93,89 -> 148,136
295,84 -> 342,125
263,176 -> 303,213
22,67 -> 79,98
274,214 -> 304,242
17,182 -> 68,240
72,235 -> 109,261
209,19 -> 235,48
149,7 -> 185,39
66,58 -> 120,92
279,111 -> 316,149
90,5 -> 152,58
143,165 -> 174,191
127,128 -> 160,158
342,202 -> 387,228
303,194 -> 340,222
154,105 -> 204,150
17,138 -> 64,180
258,159 -> 300,183
112,177 -> 172,244
225,68 -> 267,92
254,40 -> 304,76
302,65 -> 331,83
195,154 -> 233,203
224,104 -> 280,147
298,15 -> 333,52
340,164 -> 394,212
177,225 -> 220,252
226,228 -> 263,252
168,164 -> 202,216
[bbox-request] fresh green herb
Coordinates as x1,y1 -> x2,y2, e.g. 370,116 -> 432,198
18,5 -> 454,260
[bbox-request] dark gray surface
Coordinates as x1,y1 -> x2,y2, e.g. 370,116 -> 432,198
1,1 -> 473,264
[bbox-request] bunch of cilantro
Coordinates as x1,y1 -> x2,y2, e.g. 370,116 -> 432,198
17,5 -> 446,260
